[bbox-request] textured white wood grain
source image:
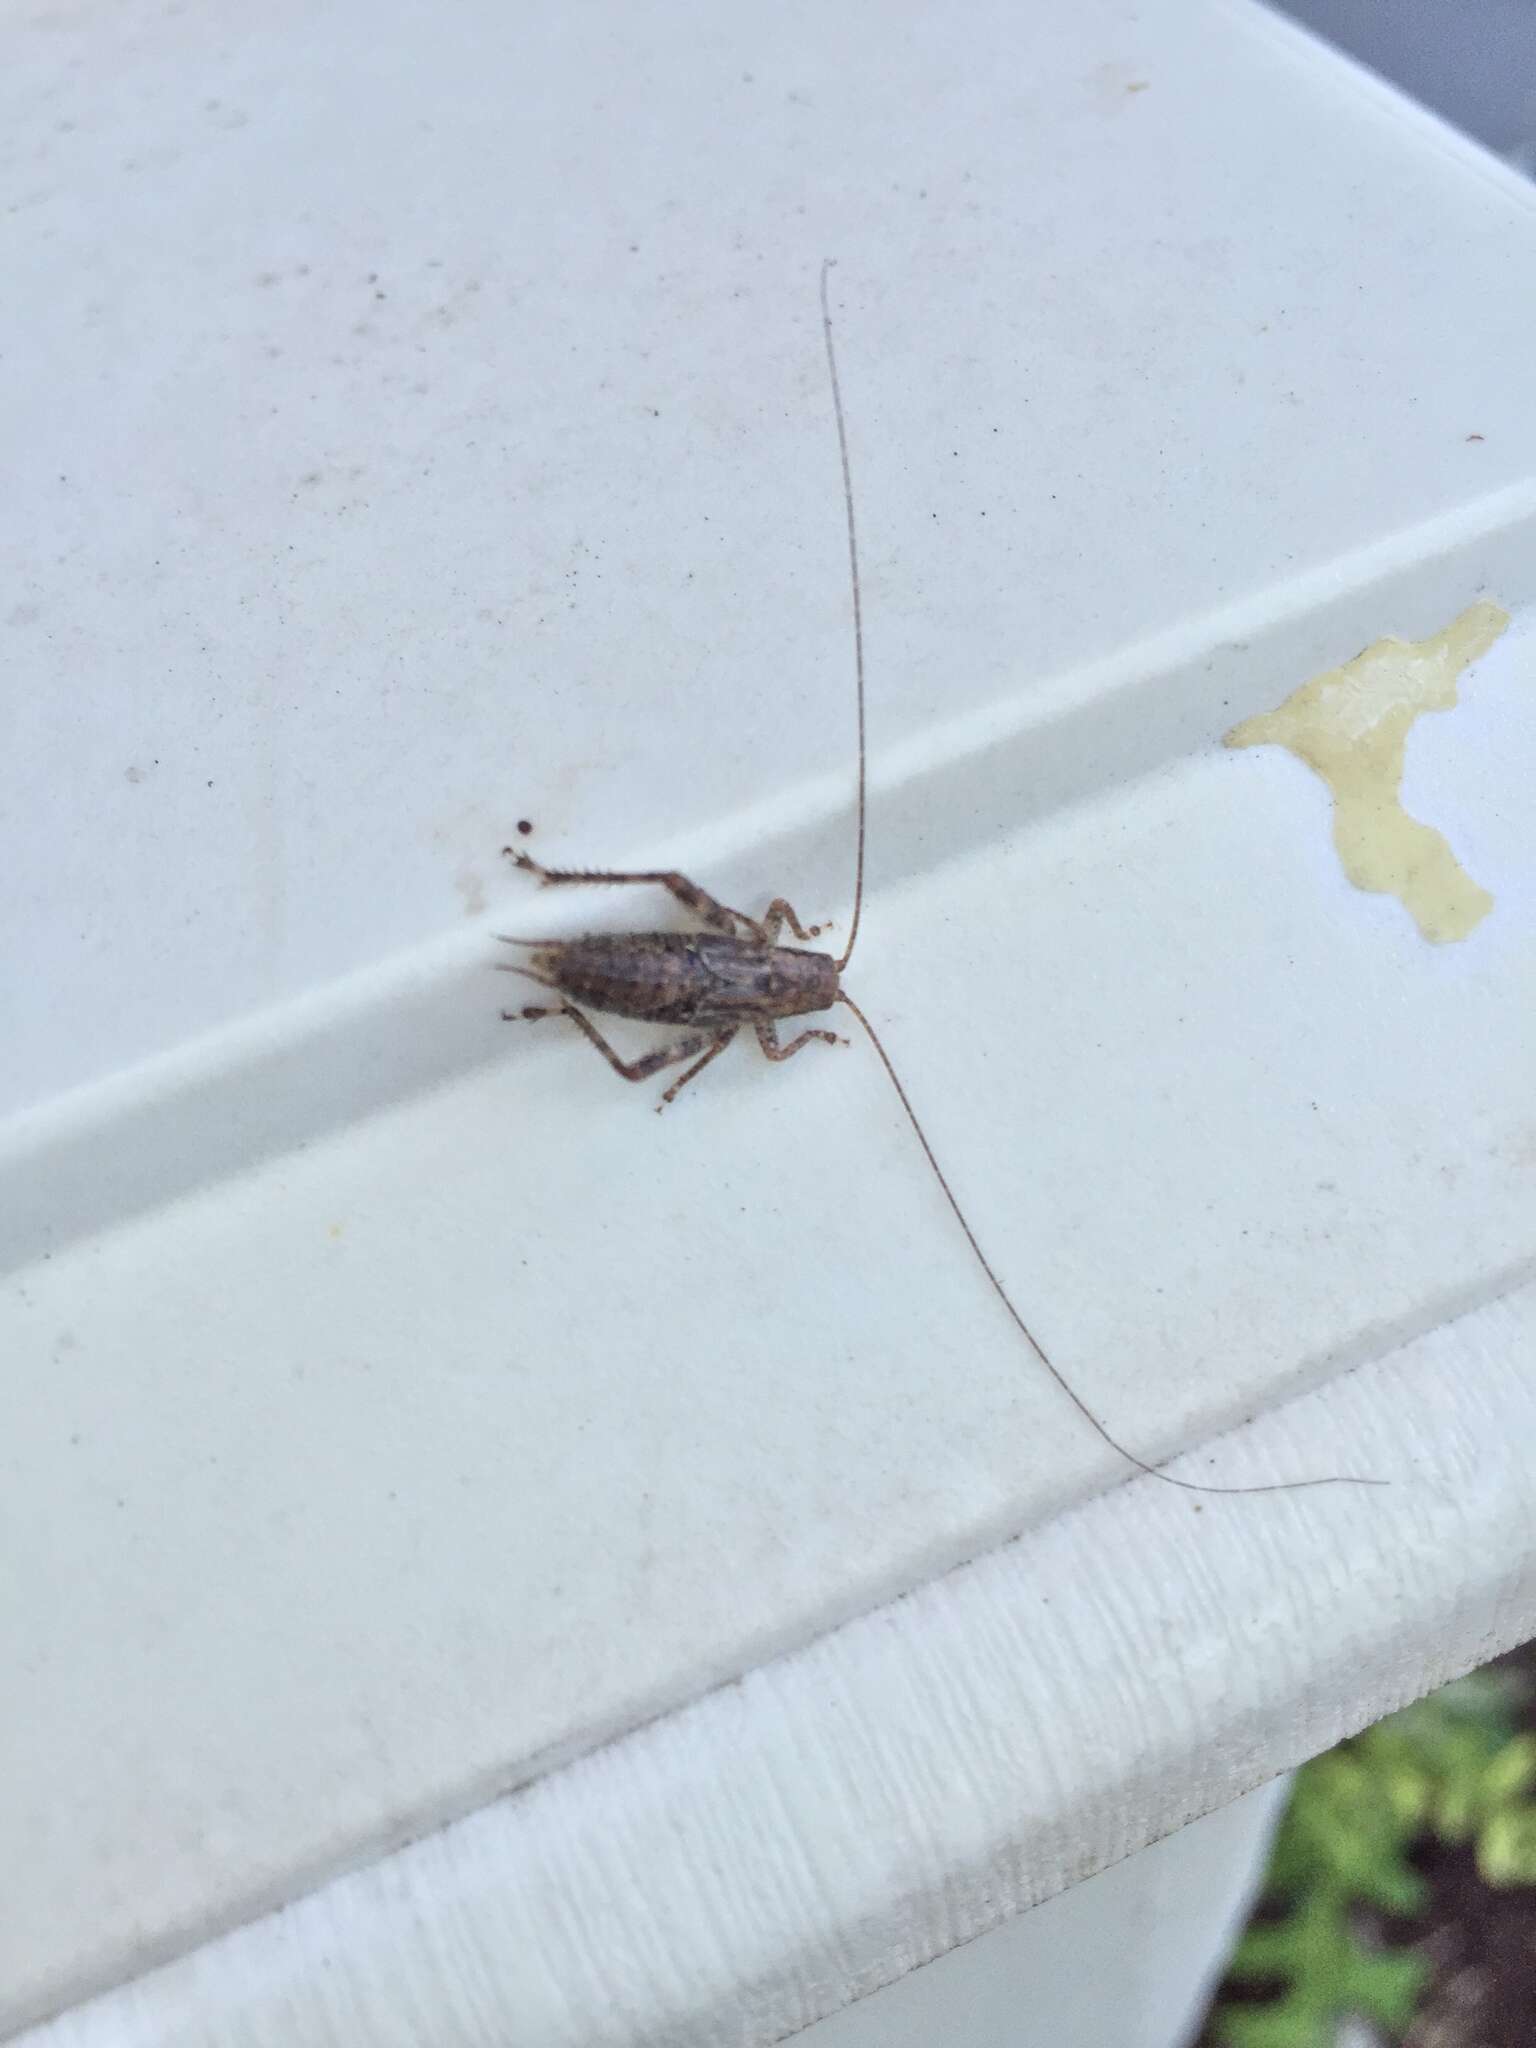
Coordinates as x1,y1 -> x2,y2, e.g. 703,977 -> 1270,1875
21,1283 -> 1536,2048
798,1779 -> 1292,2048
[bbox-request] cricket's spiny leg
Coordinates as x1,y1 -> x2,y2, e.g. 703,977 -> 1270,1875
754,1020 -> 846,1062
656,1030 -> 738,1112
504,848 -> 763,940
507,1002 -> 721,1085
760,898 -> 825,943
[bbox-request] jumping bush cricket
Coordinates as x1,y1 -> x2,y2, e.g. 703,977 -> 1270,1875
497,262 -> 1382,1500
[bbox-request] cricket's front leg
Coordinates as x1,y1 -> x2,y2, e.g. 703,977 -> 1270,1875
753,1021 -> 846,1062
504,848 -> 763,941
760,898 -> 825,943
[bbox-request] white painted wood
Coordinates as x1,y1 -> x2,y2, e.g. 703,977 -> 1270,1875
16,1286 -> 1536,2046
4,0 -> 1535,2036
796,1779 -> 1292,2048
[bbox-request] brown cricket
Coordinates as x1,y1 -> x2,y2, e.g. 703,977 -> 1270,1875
497,262 -> 1381,1500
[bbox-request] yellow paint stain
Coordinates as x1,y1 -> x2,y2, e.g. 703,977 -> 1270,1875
1224,600 -> 1509,943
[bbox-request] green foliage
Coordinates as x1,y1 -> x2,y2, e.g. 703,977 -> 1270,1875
1218,1891 -> 1427,2048
1211,1668 -> 1536,2048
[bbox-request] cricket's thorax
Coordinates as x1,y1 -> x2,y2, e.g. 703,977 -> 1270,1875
527,931 -> 839,1026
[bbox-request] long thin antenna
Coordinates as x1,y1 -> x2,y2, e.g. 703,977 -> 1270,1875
837,992 -> 1386,1498
821,265 -> 1378,1497
821,258 -> 866,975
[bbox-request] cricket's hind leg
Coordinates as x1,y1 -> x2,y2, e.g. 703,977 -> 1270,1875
507,1000 -> 736,1099
504,847 -> 764,941
754,1021 -> 846,1062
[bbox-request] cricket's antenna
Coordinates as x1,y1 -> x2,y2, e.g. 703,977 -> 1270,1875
821,258 -> 867,975
836,990 -> 1387,1499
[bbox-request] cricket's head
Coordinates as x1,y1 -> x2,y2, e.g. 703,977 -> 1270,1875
792,948 -> 842,1018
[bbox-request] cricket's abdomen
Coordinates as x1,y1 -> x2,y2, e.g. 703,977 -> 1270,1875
527,931 -> 839,1026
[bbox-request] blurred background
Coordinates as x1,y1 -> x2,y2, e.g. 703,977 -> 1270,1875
1275,0 -> 1536,173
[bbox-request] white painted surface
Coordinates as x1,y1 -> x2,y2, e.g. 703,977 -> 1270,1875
17,1284 -> 1536,2048
797,1779 -> 1291,2048
3,0 -> 1535,2034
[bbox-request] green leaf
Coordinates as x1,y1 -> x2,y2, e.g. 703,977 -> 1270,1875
1477,1805 -> 1536,1887
1216,2001 -> 1329,2048
1211,1666 -> 1524,2045
1341,1945 -> 1431,2030
1478,1733 -> 1536,1810
1433,1772 -> 1480,1844
1270,1755 -> 1424,1915
1217,1890 -> 1428,2047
